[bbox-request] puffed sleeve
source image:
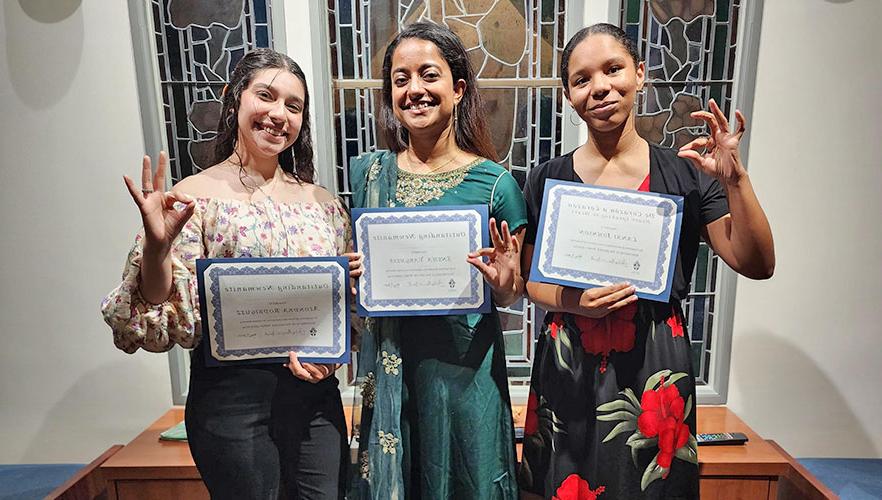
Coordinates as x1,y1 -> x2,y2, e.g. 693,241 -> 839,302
489,169 -> 528,233
331,198 -> 354,255
100,203 -> 204,353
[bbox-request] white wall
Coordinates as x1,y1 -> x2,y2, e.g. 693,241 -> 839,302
727,0 -> 882,458
0,1 -> 172,462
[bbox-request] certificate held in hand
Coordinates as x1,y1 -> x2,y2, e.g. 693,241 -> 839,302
353,205 -> 491,317
530,179 -> 684,302
196,257 -> 350,366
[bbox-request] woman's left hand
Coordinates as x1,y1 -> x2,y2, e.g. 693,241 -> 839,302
343,251 -> 364,295
678,98 -> 748,185
467,218 -> 521,296
285,352 -> 340,383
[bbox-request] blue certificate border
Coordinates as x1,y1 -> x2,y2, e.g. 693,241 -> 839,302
352,205 -> 491,317
530,179 -> 684,302
196,256 -> 350,366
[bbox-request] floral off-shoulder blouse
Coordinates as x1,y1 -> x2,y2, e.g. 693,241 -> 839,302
101,197 -> 352,354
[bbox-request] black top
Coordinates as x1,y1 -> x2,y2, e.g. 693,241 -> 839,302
524,143 -> 730,303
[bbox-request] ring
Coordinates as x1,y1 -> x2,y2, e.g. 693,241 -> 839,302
141,188 -> 154,194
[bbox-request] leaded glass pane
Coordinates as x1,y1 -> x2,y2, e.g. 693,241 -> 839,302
328,1 -> 566,382
151,0 -> 274,184
621,0 -> 739,385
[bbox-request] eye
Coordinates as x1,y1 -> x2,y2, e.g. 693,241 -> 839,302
573,76 -> 589,87
394,75 -> 408,86
422,71 -> 439,82
287,103 -> 302,113
608,66 -> 623,74
256,90 -> 273,100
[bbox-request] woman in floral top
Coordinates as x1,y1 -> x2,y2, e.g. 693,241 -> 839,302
102,49 -> 360,500
517,24 -> 775,499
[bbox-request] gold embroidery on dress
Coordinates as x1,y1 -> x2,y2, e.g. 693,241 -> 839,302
378,430 -> 399,454
381,350 -> 401,375
367,157 -> 382,182
359,450 -> 370,478
362,372 -> 376,408
395,158 -> 482,207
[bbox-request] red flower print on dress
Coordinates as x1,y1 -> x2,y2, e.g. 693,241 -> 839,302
637,376 -> 690,469
552,474 -> 605,500
524,390 -> 539,436
666,310 -> 684,338
595,369 -> 697,491
573,302 -> 637,372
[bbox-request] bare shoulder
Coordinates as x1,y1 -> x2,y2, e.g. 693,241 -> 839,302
279,180 -> 337,203
171,165 -> 232,198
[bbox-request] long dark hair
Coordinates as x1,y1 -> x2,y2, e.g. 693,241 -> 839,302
380,22 -> 498,162
212,48 -> 315,183
561,23 -> 641,91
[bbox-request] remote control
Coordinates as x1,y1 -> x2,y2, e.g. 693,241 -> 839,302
697,432 -> 748,446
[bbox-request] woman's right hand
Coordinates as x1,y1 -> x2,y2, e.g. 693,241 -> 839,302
577,282 -> 638,318
123,151 -> 195,257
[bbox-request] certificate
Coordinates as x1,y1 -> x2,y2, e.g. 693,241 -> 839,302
196,257 -> 350,365
530,179 -> 684,302
352,205 -> 491,316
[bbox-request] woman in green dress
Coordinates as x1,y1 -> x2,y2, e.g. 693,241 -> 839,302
348,22 -> 527,500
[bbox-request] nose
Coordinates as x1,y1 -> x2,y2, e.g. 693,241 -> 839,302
407,77 -> 425,99
591,74 -> 611,97
267,99 -> 286,121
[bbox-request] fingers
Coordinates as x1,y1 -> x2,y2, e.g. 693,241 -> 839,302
582,283 -> 635,307
606,294 -> 639,312
141,155 -> 153,191
488,217 -> 503,250
734,109 -> 747,138
689,111 -> 720,137
123,175 -> 145,206
500,220 -> 512,248
708,99 -> 730,132
676,149 -> 704,168
345,252 -> 364,278
285,351 -> 313,382
301,363 -> 326,382
153,151 -> 168,193
467,255 -> 496,282
469,247 -> 496,258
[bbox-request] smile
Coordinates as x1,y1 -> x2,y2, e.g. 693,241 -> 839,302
255,123 -> 287,138
590,101 -> 617,111
402,101 -> 437,111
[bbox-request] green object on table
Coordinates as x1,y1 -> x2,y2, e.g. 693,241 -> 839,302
159,420 -> 187,441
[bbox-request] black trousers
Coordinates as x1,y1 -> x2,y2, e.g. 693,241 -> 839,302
185,346 -> 347,500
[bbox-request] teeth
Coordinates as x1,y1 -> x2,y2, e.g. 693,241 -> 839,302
261,125 -> 285,137
408,102 -> 432,110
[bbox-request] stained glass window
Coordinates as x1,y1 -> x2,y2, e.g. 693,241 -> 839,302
621,0 -> 742,385
150,0 -> 275,183
327,0 -> 567,384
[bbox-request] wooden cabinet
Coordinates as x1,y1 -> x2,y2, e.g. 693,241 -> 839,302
101,406 -> 834,500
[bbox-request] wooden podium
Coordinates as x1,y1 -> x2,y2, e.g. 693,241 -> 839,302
100,406 -> 834,500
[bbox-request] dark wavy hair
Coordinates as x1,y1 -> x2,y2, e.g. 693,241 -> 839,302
561,23 -> 641,91
212,48 -> 315,184
380,22 -> 498,162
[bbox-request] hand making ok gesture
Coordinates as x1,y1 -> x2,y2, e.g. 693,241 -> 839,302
677,98 -> 748,186
123,151 -> 196,256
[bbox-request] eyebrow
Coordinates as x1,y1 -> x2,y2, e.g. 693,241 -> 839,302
393,62 -> 442,74
253,82 -> 303,104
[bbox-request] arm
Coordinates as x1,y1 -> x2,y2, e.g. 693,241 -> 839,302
678,100 -> 775,279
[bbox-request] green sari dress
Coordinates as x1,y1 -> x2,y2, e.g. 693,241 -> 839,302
349,151 -> 527,500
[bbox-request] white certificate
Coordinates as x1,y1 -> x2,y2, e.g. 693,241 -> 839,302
196,257 -> 350,365
352,205 -> 491,316
530,179 -> 684,302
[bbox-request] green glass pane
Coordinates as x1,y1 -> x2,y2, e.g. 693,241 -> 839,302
627,0 -> 640,24
507,366 -> 533,379
542,0 -> 554,22
716,0 -> 730,22
691,342 -> 702,374
712,25 -> 727,80
694,244 -> 709,292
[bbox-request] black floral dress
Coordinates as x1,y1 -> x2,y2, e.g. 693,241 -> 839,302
518,145 -> 729,499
